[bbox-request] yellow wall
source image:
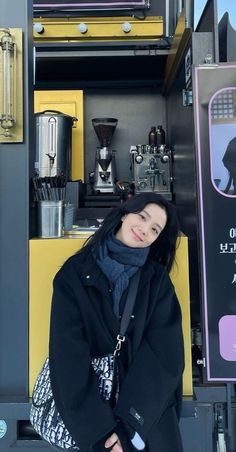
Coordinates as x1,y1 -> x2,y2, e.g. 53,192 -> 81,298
29,235 -> 192,396
170,236 -> 192,396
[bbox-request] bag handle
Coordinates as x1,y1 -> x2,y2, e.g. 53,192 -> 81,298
36,110 -> 78,124
114,270 -> 141,356
39,109 -> 64,115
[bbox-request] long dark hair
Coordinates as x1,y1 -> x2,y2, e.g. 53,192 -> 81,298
82,193 -> 180,272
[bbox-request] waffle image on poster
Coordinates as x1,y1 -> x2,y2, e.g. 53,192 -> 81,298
219,315 -> 236,361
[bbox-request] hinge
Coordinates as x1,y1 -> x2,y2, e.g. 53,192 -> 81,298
182,89 -> 193,107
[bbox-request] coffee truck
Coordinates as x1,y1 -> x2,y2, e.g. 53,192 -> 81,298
0,1 -> 236,451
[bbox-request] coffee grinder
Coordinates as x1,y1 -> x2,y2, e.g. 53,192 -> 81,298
92,118 -> 118,193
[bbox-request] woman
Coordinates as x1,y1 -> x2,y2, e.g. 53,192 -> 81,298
49,192 -> 185,452
222,136 -> 236,195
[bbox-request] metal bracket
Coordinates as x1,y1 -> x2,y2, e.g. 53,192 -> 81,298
215,403 -> 227,452
217,432 -> 227,452
196,357 -> 206,367
182,89 -> 192,107
204,53 -> 213,64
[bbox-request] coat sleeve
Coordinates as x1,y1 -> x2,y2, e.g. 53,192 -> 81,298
114,270 -> 184,441
49,265 -> 117,451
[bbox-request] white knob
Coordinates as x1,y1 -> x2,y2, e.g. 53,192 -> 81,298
122,22 -> 132,33
33,23 -> 44,34
161,154 -> 169,163
78,23 -> 88,34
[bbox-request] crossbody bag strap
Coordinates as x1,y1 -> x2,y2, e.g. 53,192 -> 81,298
114,269 -> 141,356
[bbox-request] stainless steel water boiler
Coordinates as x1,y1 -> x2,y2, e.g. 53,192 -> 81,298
35,110 -> 77,179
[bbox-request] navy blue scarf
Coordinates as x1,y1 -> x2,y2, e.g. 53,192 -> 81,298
93,234 -> 149,318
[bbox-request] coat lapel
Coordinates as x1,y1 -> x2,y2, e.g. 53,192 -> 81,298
77,253 -> 120,340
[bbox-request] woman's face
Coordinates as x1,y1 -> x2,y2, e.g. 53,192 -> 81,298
115,203 -> 167,248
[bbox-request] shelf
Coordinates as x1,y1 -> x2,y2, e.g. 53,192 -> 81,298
35,41 -> 171,87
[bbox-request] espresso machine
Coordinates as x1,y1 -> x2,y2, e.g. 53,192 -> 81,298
130,144 -> 172,200
92,118 -> 118,193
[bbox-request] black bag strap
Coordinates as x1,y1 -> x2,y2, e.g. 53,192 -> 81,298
114,269 -> 141,356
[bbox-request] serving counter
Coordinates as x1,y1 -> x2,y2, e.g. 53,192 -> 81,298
29,234 -> 192,396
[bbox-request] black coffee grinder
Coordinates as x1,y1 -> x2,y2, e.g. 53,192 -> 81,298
92,118 -> 118,193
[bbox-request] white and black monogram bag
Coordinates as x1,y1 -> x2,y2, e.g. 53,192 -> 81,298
30,270 -> 140,450
30,355 -> 117,450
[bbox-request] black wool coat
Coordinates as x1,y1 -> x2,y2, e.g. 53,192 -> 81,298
49,247 -> 185,452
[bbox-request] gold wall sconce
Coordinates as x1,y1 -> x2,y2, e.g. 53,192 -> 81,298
0,28 -> 23,143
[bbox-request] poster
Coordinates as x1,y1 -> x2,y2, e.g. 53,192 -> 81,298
193,65 -> 236,381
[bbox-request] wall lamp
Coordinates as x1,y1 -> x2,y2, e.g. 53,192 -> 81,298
0,28 -> 23,142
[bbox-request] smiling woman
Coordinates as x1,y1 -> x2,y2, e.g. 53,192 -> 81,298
115,203 -> 167,248
45,192 -> 184,452
87,192 -> 179,271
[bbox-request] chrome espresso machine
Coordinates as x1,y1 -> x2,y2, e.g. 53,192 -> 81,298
92,117 -> 118,193
130,144 -> 172,199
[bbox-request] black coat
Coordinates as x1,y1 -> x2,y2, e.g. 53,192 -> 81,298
223,137 -> 236,174
49,247 -> 184,452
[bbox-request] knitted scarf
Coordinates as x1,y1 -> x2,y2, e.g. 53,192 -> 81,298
93,234 -> 149,318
